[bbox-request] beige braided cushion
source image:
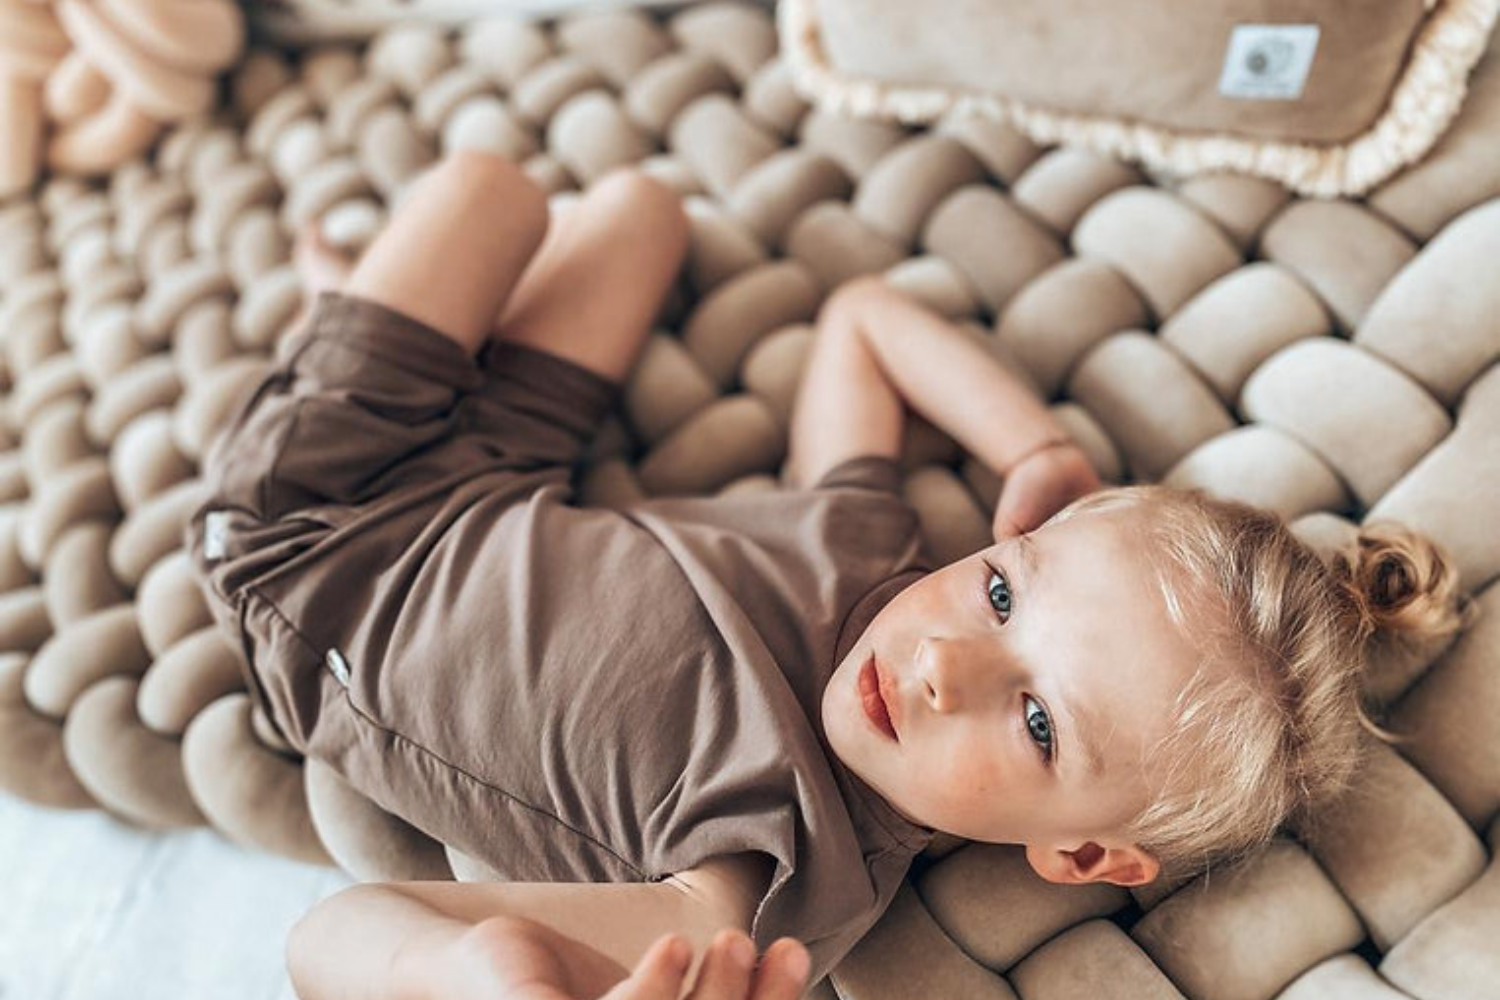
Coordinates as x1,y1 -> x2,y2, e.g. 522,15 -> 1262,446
0,4 -> 1496,998
0,0 -> 247,198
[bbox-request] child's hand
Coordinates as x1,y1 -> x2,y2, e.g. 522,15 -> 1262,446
415,920 -> 811,1000
992,442 -> 1101,539
396,915 -> 592,1000
603,930 -> 811,1000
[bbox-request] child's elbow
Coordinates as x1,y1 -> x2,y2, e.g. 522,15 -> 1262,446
285,909 -> 319,999
817,277 -> 890,339
826,275 -> 887,313
285,893 -> 349,1000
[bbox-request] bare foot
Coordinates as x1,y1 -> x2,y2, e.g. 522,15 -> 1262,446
282,221 -> 356,338
293,221 -> 355,295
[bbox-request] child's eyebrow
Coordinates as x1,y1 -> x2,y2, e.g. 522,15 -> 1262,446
1061,684 -> 1108,781
1017,534 -> 1107,780
1018,534 -> 1040,587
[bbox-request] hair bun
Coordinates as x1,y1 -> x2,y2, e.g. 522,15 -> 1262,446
1343,521 -> 1466,645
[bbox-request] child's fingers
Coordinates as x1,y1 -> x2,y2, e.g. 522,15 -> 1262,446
748,938 -> 811,1000
600,934 -> 692,1000
685,930 -> 756,1000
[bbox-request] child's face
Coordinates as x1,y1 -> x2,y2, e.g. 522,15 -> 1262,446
822,508 -> 1202,879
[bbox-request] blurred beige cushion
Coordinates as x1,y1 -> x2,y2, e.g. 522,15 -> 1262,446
247,0 -> 765,42
780,0 -> 1500,196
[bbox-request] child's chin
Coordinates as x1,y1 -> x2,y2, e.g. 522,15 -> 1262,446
819,690 -> 845,747
820,687 -> 861,767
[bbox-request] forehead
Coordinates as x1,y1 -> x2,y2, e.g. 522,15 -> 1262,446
1021,510 -> 1204,759
1029,509 -> 1170,622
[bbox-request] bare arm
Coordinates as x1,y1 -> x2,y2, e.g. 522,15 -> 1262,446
786,276 -> 1098,534
286,854 -> 798,1000
787,276 -> 1067,487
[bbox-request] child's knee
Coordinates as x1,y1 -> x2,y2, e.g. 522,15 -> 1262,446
433,149 -> 550,236
590,168 -> 691,257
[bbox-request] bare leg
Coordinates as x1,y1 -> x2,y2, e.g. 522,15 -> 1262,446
289,164 -> 687,383
293,224 -> 354,294
489,169 -> 691,384
341,150 -> 551,356
278,223 -> 353,338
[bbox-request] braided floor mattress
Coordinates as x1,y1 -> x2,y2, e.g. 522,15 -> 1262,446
0,3 -> 1496,998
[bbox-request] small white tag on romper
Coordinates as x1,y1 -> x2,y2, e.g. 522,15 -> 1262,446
203,510 -> 232,561
1219,24 -> 1320,100
326,647 -> 352,687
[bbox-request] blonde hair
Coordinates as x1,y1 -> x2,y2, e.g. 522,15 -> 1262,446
1046,486 -> 1470,883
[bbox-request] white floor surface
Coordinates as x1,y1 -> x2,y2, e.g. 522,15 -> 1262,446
0,793 -> 354,1000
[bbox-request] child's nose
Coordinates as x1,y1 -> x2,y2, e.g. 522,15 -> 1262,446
918,636 -> 993,713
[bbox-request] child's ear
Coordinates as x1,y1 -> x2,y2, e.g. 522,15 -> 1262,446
1024,840 -> 1160,887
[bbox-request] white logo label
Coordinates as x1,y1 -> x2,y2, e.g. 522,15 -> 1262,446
1219,24 -> 1320,100
326,648 -> 352,687
204,510 -> 231,561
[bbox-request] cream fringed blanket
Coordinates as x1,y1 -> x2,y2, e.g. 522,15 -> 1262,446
778,0 -> 1500,199
0,3 -> 1497,999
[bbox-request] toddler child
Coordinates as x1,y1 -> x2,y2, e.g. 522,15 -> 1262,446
184,151 -> 1466,1000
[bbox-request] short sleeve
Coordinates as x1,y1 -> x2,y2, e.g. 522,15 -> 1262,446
812,454 -> 904,494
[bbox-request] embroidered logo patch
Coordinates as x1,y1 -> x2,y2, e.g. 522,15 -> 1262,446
1219,24 -> 1320,100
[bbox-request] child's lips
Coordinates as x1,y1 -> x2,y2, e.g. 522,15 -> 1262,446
859,653 -> 900,743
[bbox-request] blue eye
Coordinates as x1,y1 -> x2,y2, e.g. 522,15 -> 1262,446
986,569 -> 1012,622
1024,694 -> 1055,764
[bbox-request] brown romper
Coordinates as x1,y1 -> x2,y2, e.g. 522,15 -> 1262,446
184,291 -> 936,982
